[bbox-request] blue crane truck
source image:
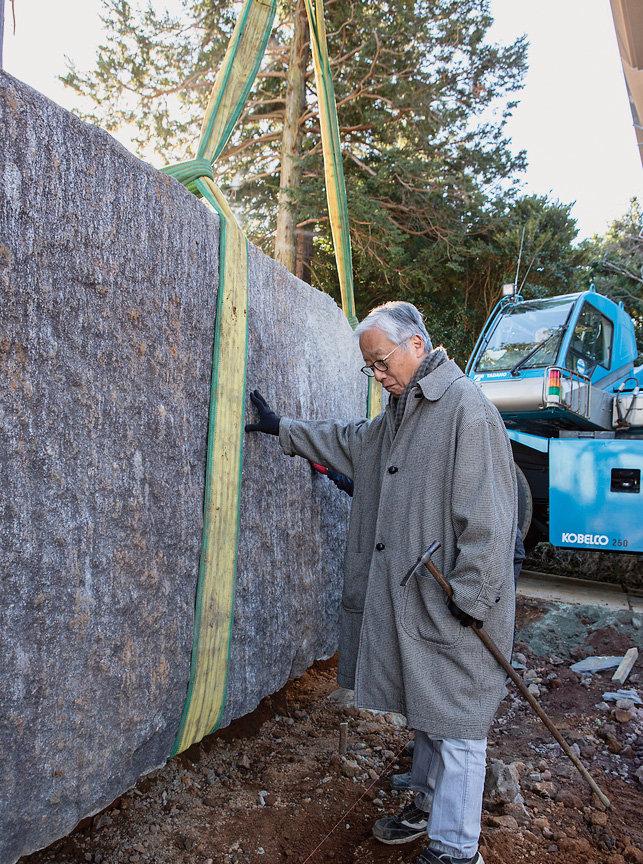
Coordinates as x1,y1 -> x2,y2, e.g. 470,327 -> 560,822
465,286 -> 642,553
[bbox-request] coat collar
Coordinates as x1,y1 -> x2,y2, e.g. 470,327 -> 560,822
416,359 -> 465,401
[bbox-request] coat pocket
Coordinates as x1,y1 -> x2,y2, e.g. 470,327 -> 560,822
400,571 -> 461,646
341,551 -> 372,612
338,606 -> 363,688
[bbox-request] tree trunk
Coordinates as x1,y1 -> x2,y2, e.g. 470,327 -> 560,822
274,0 -> 310,272
295,226 -> 313,283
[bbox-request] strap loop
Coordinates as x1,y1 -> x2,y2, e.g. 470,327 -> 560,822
161,159 -> 215,197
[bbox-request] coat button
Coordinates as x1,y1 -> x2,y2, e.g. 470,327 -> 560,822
376,542 -> 385,551
388,466 -> 398,474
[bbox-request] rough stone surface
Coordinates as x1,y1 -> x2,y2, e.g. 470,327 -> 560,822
220,246 -> 363,728
570,655 -> 623,674
484,759 -> 524,809
603,689 -> 642,705
0,73 -> 364,863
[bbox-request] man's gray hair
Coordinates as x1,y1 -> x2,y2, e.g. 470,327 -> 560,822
355,301 -> 432,350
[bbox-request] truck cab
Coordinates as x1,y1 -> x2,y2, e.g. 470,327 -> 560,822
466,288 -> 642,553
467,288 -> 639,435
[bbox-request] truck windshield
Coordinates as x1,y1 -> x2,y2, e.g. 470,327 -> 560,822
476,296 -> 575,373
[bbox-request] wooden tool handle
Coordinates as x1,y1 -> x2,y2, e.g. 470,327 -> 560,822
421,557 -> 611,810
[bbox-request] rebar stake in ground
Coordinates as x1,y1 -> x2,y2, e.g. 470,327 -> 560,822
338,721 -> 348,755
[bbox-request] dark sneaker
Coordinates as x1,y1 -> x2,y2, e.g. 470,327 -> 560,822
417,848 -> 484,864
390,770 -> 412,790
372,803 -> 429,844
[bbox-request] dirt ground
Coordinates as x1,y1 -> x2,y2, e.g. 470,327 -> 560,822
23,597 -> 643,864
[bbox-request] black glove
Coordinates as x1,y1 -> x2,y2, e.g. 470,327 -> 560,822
245,390 -> 281,436
447,598 -> 483,629
327,469 -> 354,496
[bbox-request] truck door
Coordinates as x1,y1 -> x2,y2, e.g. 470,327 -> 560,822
565,301 -> 614,383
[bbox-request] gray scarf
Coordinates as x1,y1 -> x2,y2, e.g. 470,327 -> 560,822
391,347 -> 448,434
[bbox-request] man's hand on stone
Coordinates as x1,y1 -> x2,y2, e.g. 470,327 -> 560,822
245,390 -> 281,436
447,598 -> 483,629
327,469 -> 354,496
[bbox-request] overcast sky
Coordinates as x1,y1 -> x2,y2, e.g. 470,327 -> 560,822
3,0 -> 641,239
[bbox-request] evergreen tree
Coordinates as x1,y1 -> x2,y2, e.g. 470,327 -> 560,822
64,2 -> 238,159
377,194 -> 589,364
63,2 -> 526,256
64,1 -> 593,364
581,198 -> 643,361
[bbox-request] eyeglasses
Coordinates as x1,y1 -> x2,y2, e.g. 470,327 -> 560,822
360,340 -> 407,377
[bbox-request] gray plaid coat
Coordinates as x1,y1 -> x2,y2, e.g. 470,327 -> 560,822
279,359 -> 517,739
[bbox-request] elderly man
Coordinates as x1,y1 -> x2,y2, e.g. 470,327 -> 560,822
246,301 -> 517,864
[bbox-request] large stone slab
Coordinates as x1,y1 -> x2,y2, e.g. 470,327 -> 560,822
0,73 -> 365,863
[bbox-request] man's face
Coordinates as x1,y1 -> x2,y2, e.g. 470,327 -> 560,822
359,328 -> 428,397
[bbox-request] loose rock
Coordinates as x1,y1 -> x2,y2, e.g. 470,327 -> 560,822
559,837 -> 592,854
589,811 -> 609,827
555,789 -> 583,809
614,708 -> 635,723
340,759 -> 361,779
487,814 -> 519,830
484,760 -> 524,808
531,780 -> 557,799
570,656 -> 623,674
603,689 -> 642,705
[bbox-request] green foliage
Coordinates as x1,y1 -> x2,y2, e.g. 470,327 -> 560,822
62,0 -> 605,366
580,198 -> 643,361
63,1 -> 239,160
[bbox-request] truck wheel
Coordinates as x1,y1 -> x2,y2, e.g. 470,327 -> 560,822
515,463 -> 533,539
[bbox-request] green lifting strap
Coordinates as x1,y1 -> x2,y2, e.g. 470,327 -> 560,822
161,0 -> 277,756
303,0 -> 382,415
303,0 -> 357,330
163,159 -> 215,196
161,0 -> 382,756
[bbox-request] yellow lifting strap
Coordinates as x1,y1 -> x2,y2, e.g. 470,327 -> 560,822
162,0 -> 276,755
303,0 -> 356,329
161,0 -> 381,755
303,0 -> 382,417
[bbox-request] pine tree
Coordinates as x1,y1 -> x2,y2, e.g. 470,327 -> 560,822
63,1 -> 526,257
63,1 -> 590,363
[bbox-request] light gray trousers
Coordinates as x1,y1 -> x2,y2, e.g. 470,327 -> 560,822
409,732 -> 487,859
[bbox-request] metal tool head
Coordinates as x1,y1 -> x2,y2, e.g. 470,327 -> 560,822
400,556 -> 421,587
400,541 -> 441,587
420,541 -> 441,565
